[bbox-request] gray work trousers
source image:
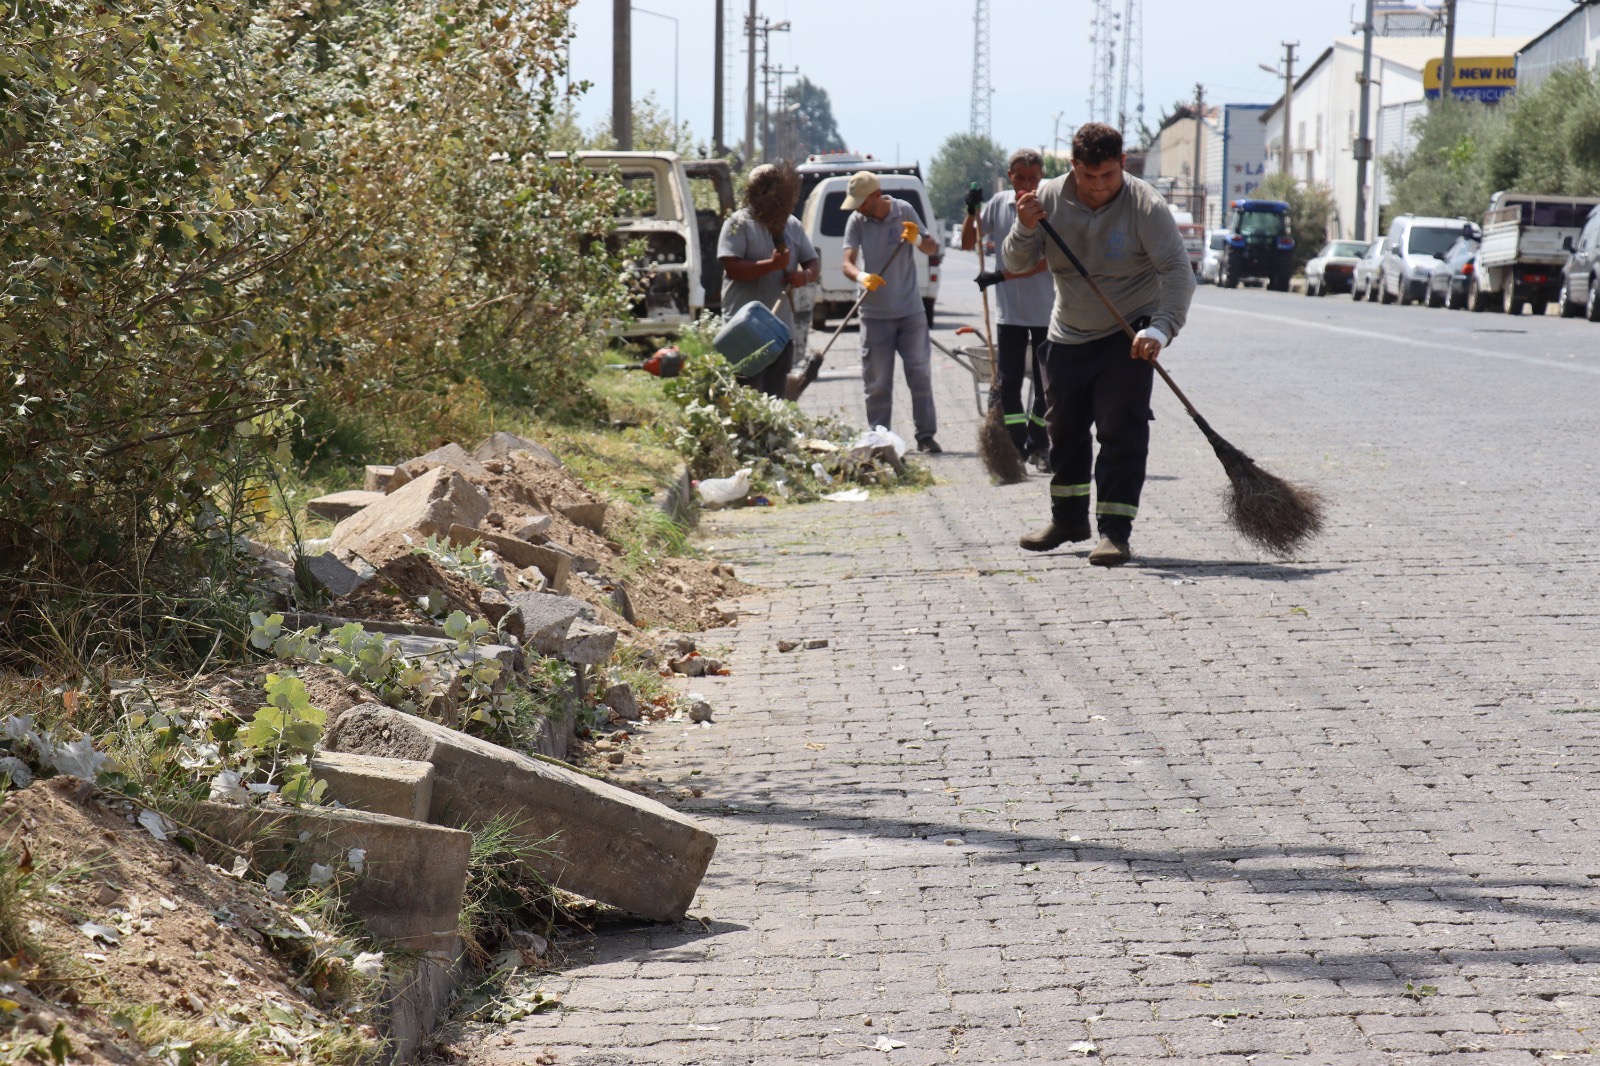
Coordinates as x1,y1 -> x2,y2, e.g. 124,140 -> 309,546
861,313 -> 937,441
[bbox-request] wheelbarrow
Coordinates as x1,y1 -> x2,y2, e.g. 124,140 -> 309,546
929,326 -> 995,417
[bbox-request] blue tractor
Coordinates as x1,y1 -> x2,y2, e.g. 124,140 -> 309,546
1219,199 -> 1295,292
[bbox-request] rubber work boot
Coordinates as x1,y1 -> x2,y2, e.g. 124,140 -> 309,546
1019,519 -> 1092,552
1087,536 -> 1131,567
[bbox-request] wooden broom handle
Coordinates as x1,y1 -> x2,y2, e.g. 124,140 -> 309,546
1034,216 -> 1203,424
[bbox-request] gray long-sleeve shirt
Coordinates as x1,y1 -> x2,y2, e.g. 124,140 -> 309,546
1002,171 -> 1195,345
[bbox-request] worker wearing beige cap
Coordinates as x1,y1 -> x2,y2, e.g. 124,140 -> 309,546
841,171 -> 943,452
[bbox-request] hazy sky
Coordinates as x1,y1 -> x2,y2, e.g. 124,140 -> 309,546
560,0 -> 1577,166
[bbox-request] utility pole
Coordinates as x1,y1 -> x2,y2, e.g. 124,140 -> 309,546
1354,0 -> 1375,240
1261,43 -> 1297,177
1191,83 -> 1205,220
753,17 -> 790,162
1441,0 -> 1459,101
713,0 -> 724,155
612,0 -> 632,149
743,0 -> 756,163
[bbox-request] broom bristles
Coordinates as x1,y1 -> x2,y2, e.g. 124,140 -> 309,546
1189,414 -> 1324,557
979,404 -> 1028,484
1222,454 -> 1325,557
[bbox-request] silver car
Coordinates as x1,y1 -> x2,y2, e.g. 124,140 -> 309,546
1198,228 -> 1229,285
1350,240 -> 1385,302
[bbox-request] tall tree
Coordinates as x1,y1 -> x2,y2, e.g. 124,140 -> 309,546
927,132 -> 1008,221
781,77 -> 846,160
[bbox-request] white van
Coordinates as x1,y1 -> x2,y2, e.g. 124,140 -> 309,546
799,173 -> 942,328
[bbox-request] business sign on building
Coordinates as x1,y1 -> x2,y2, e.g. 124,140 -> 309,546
1424,57 -> 1518,102
1222,104 -> 1269,207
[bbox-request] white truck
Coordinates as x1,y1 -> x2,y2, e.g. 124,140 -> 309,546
1169,206 -> 1206,275
1470,190 -> 1600,315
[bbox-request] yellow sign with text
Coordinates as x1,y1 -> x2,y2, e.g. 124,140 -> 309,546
1424,56 -> 1517,101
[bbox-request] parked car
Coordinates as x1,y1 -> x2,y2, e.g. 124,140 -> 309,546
1217,200 -> 1295,290
1375,214 -> 1475,306
1425,236 -> 1480,309
1473,191 -> 1600,314
1198,228 -> 1228,284
800,171 -> 941,327
1350,240 -> 1385,302
1556,205 -> 1600,321
1304,240 -> 1370,296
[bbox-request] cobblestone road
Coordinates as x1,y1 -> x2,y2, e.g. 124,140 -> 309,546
477,274 -> 1600,1064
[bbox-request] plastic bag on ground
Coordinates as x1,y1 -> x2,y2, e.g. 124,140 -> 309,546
851,425 -> 907,458
695,468 -> 752,505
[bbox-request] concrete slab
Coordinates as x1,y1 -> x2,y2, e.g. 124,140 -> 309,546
195,801 -> 471,953
555,500 -> 608,534
472,431 -> 563,468
307,489 -> 386,522
364,464 -> 409,493
312,749 -> 435,821
400,442 -> 487,481
328,467 -> 490,564
324,706 -> 716,921
450,525 -> 572,593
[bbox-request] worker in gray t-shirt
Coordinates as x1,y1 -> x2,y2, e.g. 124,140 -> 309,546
841,171 -> 944,452
961,148 -> 1055,466
718,163 -> 819,397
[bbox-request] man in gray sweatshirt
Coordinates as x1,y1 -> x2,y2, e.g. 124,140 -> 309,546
1002,122 -> 1195,566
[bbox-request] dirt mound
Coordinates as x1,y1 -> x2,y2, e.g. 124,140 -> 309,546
0,778 -> 375,1062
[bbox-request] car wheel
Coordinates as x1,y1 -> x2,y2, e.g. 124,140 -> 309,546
1559,279 -> 1578,318
1378,271 -> 1395,304
1468,275 -> 1489,312
1588,275 -> 1600,322
1398,274 -> 1414,306
1351,275 -> 1364,301
1503,279 -> 1522,316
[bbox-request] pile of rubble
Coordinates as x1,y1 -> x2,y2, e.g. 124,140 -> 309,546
207,433 -> 736,1055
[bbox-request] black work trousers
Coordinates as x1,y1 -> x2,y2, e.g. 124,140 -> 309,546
1040,328 -> 1155,542
992,324 -> 1049,456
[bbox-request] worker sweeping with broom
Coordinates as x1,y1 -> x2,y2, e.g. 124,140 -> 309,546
1005,122 -> 1195,566
962,149 -> 1054,474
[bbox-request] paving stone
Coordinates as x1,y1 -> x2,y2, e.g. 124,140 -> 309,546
470,288 -> 1600,1062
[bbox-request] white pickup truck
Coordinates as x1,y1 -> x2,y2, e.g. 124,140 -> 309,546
1470,190 -> 1600,315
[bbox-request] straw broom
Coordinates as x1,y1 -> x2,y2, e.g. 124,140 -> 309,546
1035,217 -> 1324,556
973,210 -> 1028,484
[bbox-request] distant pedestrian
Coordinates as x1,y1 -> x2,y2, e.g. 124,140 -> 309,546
961,148 -> 1054,470
1003,123 -> 1195,566
841,171 -> 943,452
718,161 -> 818,397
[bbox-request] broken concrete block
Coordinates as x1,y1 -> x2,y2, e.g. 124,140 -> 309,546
558,620 -> 617,666
601,683 -> 640,721
555,500 -> 608,534
400,442 -> 488,481
506,592 -> 591,645
710,600 -> 740,625
389,634 -> 522,677
312,748 -> 435,821
477,587 -> 512,628
328,467 -> 490,564
324,707 -> 716,921
300,553 -> 367,599
510,514 -> 553,541
196,801 -> 471,953
472,431 -> 563,468
445,523 -> 571,594
307,490 -> 386,523
364,464 -> 408,493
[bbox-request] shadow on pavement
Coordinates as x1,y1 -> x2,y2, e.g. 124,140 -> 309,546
1136,557 -> 1342,580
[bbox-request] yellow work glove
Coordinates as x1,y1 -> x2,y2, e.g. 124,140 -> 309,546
859,272 -> 885,292
901,221 -> 920,244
